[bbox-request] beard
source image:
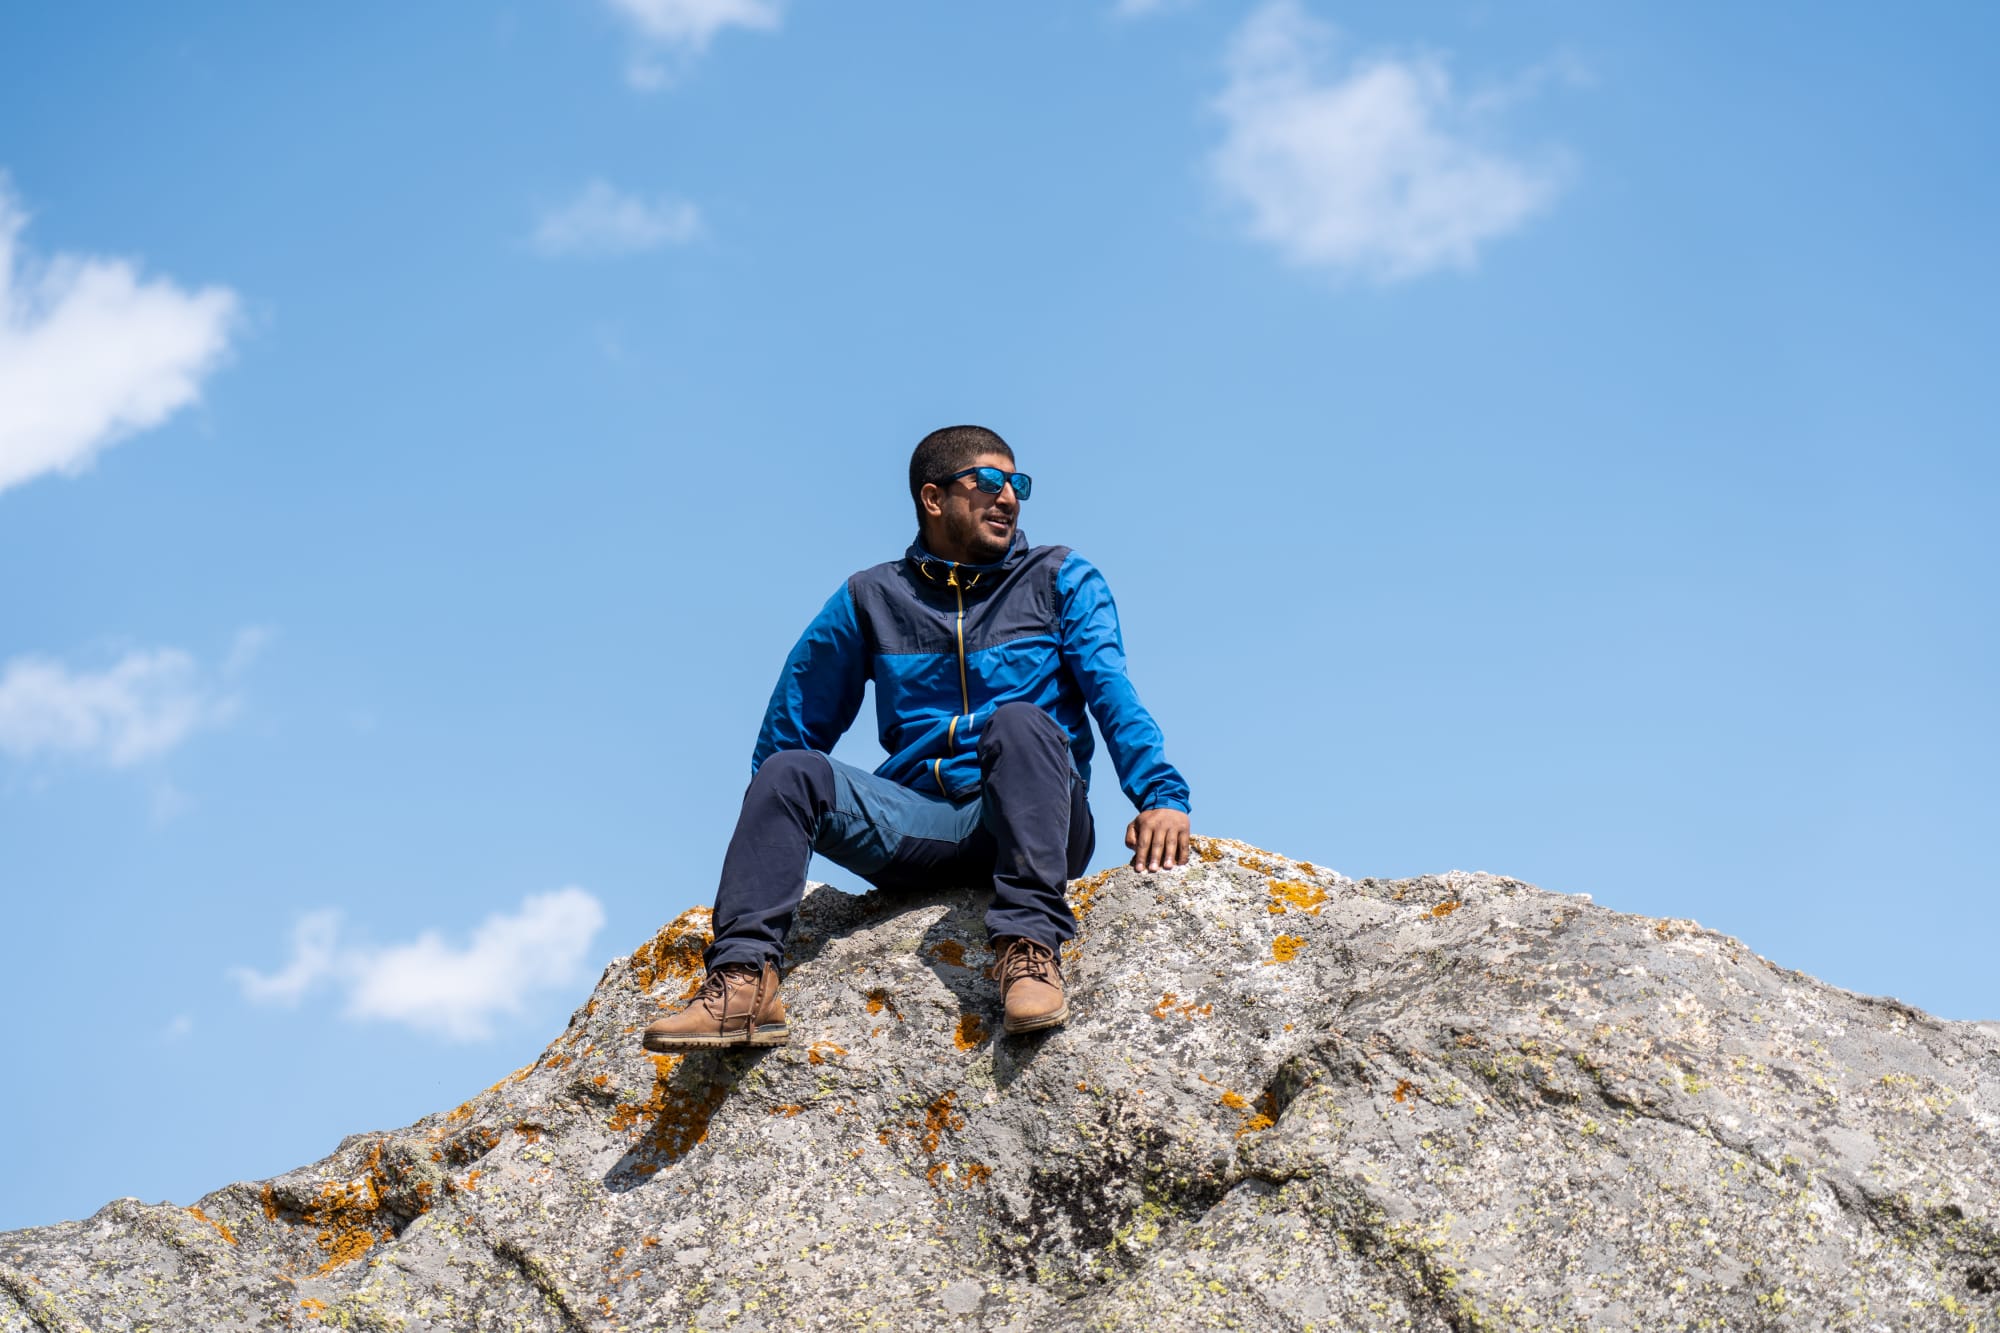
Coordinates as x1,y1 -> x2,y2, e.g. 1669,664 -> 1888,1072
943,505 -> 1015,562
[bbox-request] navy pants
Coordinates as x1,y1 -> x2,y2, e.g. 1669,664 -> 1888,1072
704,702 -> 1095,971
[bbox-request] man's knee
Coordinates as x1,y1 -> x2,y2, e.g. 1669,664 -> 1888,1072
749,749 -> 835,805
982,701 -> 1064,754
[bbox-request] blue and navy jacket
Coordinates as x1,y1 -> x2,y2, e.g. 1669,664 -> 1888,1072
753,532 -> 1190,812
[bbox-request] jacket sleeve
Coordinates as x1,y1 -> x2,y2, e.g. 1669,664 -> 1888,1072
752,583 -> 868,772
1055,553 -> 1191,812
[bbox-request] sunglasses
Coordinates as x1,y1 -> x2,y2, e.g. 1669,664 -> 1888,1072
936,466 -> 1033,500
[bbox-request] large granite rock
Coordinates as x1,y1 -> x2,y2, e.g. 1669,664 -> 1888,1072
5,837 -> 1997,1331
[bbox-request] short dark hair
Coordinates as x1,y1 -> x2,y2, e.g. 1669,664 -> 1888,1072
909,425 -> 1014,527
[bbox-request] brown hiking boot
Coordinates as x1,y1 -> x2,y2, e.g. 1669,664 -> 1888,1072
990,936 -> 1067,1035
641,962 -> 789,1051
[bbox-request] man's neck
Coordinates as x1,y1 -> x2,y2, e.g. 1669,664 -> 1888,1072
919,530 -> 984,565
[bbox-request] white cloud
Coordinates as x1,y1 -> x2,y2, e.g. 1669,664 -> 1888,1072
1210,1 -> 1568,282
606,0 -> 779,85
0,633 -> 260,769
164,1014 -> 194,1042
531,181 -> 703,258
606,0 -> 780,51
232,910 -> 342,1004
232,889 -> 608,1042
0,173 -> 239,496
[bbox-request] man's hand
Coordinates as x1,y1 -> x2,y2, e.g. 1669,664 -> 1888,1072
1125,808 -> 1192,872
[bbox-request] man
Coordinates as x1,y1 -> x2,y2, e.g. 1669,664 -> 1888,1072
643,425 -> 1191,1051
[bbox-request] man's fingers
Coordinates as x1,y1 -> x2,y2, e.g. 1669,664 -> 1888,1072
1173,825 -> 1190,867
1124,820 -> 1139,851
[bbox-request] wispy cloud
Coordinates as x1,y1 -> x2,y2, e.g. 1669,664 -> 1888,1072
0,173 -> 239,497
0,628 -> 266,769
1210,1 -> 1569,282
232,889 -> 608,1042
531,181 -> 703,258
605,0 -> 781,87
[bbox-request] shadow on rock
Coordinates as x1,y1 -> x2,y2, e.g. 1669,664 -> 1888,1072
602,1049 -> 769,1194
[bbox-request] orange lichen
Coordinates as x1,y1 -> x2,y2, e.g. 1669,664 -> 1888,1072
1235,1089 -> 1279,1138
1219,1090 -> 1249,1110
1191,837 -> 1227,863
186,1205 -> 238,1245
865,987 -> 891,1015
608,1053 -> 731,1168
514,1122 -> 543,1144
921,1091 -> 966,1153
772,1104 -> 804,1118
1270,935 -> 1305,963
272,1136 -> 416,1272
259,1140 -> 436,1277
922,1160 -> 993,1190
807,1041 -> 848,1066
629,908 -> 715,1000
1431,900 -> 1461,919
1068,867 -> 1116,919
591,1073 -> 610,1088
300,1298 -> 327,1319
1268,880 -> 1328,916
1393,1079 -> 1419,1104
642,1236 -> 660,1249
1150,992 -> 1212,1021
1240,855 -> 1271,874
1297,861 -> 1320,875
929,940 -> 968,968
953,1013 -> 989,1051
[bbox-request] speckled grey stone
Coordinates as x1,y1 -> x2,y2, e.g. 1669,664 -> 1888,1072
3,837 -> 1996,1331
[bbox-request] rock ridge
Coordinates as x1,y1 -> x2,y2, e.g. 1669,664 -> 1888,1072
4,836 -> 1997,1331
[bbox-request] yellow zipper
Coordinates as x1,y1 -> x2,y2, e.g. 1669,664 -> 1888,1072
937,566 -> 977,795
947,567 -> 972,716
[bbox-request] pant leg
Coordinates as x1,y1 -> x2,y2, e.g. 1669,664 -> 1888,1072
704,750 -> 839,972
977,701 -> 1096,951
705,752 -> 985,971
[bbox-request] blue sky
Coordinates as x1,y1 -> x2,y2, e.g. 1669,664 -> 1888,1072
2,2 -> 1994,1231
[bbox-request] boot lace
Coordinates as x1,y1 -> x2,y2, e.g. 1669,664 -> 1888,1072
695,964 -> 755,1018
996,938 -> 1058,990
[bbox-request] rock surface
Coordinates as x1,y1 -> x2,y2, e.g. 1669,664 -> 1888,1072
5,837 -> 1998,1331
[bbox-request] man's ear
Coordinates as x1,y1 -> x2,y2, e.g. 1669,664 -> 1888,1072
919,483 -> 945,520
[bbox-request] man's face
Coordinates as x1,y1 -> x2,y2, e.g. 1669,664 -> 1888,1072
925,450 -> 1021,563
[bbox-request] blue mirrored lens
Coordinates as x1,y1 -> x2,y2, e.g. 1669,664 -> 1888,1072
1010,472 -> 1032,500
972,467 -> 1006,493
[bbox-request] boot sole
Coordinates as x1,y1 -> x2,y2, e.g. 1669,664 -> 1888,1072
1003,1003 -> 1068,1036
642,1024 -> 789,1053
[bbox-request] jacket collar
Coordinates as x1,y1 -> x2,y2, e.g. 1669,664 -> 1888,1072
907,529 -> 1028,590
